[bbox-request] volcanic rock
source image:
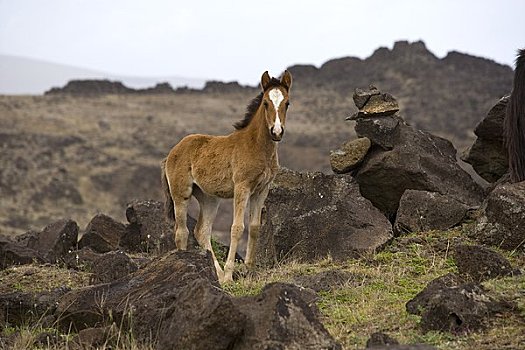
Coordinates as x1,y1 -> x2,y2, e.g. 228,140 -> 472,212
462,96 -> 509,182
406,273 -> 511,333
394,190 -> 469,234
453,244 -> 519,283
347,86 -> 399,120
233,283 -> 341,350
78,214 -> 125,253
0,287 -> 70,327
330,137 -> 371,174
121,199 -> 198,253
89,250 -> 138,284
0,235 -> 43,269
256,168 -> 393,267
16,219 -> 78,263
350,89 -> 483,218
473,181 -> 525,252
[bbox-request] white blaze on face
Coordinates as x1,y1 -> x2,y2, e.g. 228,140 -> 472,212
269,88 -> 284,135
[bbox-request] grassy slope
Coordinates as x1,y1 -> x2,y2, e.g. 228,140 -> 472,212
1,225 -> 524,349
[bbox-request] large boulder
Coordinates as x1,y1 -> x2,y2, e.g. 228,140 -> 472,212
233,283 -> 341,350
394,190 -> 469,234
351,108 -> 483,218
473,181 -> 525,252
0,235 -> 43,269
55,250 -> 220,335
256,169 -> 393,267
462,97 -> 508,182
0,287 -> 70,327
121,199 -> 197,253
78,214 -> 125,253
453,244 -> 519,283
16,219 -> 78,263
406,273 -> 511,333
89,250 -> 138,284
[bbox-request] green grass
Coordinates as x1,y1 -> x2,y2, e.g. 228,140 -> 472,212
224,226 -> 525,350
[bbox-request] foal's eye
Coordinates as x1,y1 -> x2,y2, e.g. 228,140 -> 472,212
263,101 -> 269,109
285,101 -> 290,109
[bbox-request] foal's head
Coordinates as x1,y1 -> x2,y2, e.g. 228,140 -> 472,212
260,71 -> 292,142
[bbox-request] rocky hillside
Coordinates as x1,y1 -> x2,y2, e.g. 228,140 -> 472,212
0,41 -> 514,238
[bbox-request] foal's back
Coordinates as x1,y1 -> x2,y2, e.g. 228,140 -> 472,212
165,133 -> 236,199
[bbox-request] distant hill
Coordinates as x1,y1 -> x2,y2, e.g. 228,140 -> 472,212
286,40 -> 513,145
0,54 -> 206,94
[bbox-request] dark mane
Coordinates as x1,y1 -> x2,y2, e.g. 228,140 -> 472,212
505,48 -> 525,182
233,78 -> 283,130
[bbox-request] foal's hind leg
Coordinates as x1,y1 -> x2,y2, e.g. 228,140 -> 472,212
170,176 -> 194,250
193,186 -> 224,281
173,197 -> 190,250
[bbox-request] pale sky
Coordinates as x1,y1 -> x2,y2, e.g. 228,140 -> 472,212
0,0 -> 523,84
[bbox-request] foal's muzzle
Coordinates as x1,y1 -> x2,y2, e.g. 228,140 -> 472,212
270,126 -> 284,142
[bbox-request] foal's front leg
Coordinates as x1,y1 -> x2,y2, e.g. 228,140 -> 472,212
245,187 -> 269,269
224,185 -> 250,283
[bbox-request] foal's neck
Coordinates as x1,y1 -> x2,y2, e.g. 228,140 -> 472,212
245,108 -> 277,156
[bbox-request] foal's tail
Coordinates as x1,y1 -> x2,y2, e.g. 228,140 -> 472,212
161,158 -> 175,222
505,48 -> 525,183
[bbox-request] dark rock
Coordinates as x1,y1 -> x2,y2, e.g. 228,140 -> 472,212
78,214 -> 126,253
355,116 -> 400,150
293,270 -> 363,292
330,137 -> 371,174
63,247 -> 102,270
462,97 -> 508,182
157,278 -> 245,350
406,273 -> 464,315
353,86 -> 381,109
353,114 -> 483,218
473,181 -> 525,252
256,169 -> 393,267
0,287 -> 70,327
55,250 -> 220,337
90,250 -> 138,284
453,244 -> 519,283
366,332 -> 399,347
17,219 -> 78,263
348,86 -> 399,119
406,273 -> 511,333
121,199 -> 198,253
394,190 -> 469,234
0,235 -> 43,269
233,283 -> 341,350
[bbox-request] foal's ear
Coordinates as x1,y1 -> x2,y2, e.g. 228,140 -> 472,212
281,70 -> 292,91
261,71 -> 271,91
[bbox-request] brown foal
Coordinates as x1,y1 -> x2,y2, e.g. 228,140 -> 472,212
161,71 -> 292,283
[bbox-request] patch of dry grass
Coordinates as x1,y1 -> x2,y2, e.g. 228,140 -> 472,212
0,264 -> 91,294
